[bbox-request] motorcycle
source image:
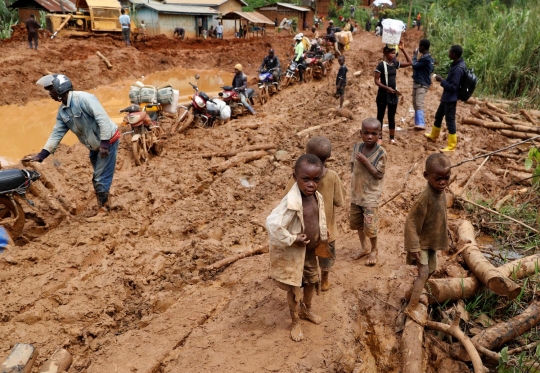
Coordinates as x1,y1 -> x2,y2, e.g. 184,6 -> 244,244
121,104 -> 164,166
0,168 -> 41,238
281,58 -> 311,88
171,76 -> 229,134
321,35 -> 342,57
257,68 -> 280,105
218,86 -> 256,118
305,51 -> 334,80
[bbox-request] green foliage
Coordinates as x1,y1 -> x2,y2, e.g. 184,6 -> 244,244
38,10 -> 47,29
524,147 -> 540,185
0,0 -> 19,39
426,0 -> 540,106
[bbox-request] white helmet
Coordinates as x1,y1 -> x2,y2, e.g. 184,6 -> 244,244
36,74 -> 55,89
294,33 -> 303,41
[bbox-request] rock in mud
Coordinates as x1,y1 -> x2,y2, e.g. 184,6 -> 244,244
274,150 -> 291,162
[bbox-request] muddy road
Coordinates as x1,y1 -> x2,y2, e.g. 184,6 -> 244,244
0,27 -> 521,372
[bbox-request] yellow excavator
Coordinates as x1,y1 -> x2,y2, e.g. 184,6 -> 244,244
46,0 -> 131,38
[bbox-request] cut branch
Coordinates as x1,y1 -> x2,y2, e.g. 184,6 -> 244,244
380,160 -> 419,208
96,51 -> 112,69
210,150 -> 272,173
203,246 -> 267,272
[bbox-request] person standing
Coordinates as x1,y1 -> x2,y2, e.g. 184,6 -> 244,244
293,34 -> 305,83
139,20 -> 147,42
411,39 -> 434,130
26,74 -> 120,220
374,41 -> 412,144
416,13 -> 422,30
119,9 -> 131,46
365,18 -> 372,32
243,24 -> 247,38
25,14 -> 40,50
216,21 -> 223,39
173,27 -> 185,40
349,4 -> 355,19
336,55 -> 348,109
425,45 -> 466,152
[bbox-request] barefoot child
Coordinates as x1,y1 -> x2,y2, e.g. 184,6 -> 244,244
351,118 -> 387,266
336,55 -> 348,109
284,136 -> 345,291
404,153 -> 451,320
267,154 -> 328,342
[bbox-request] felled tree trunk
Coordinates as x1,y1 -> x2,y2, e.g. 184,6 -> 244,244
401,303 -> 427,373
457,221 -> 521,299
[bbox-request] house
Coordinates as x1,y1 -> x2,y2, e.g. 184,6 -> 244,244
131,0 -> 219,38
163,0 -> 248,34
254,2 -> 313,30
8,0 -> 76,23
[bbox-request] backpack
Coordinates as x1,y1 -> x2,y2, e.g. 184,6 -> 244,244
458,66 -> 478,102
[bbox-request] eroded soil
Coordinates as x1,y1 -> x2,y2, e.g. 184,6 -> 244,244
0,26 -> 527,372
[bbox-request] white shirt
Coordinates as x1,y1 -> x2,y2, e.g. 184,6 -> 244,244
216,24 -> 223,33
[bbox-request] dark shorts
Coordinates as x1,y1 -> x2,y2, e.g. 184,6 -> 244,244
336,87 -> 345,96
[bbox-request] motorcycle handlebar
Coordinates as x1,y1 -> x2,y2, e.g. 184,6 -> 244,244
189,82 -> 198,89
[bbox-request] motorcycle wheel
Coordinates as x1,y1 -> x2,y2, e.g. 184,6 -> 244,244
171,107 -> 194,134
132,138 -> 147,166
304,68 -> 313,83
258,86 -> 269,105
281,76 -> 290,89
0,195 -> 25,239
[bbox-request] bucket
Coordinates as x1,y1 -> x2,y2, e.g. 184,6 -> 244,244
381,19 -> 405,45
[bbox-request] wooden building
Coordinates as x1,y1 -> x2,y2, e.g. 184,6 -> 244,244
255,2 -> 313,29
8,0 -> 76,23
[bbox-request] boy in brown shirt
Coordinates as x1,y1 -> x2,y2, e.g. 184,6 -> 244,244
284,136 -> 345,291
404,153 -> 451,321
351,118 -> 387,266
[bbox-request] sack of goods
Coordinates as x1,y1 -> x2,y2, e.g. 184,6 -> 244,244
162,90 -> 179,114
335,31 -> 353,47
381,19 -> 405,45
140,85 -> 157,103
157,85 -> 175,104
129,85 -> 141,104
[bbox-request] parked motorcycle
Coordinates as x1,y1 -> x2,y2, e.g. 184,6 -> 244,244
0,169 -> 41,238
305,51 -> 334,80
121,104 -> 164,166
218,86 -> 256,118
171,76 -> 228,134
281,59 -> 311,88
257,68 -> 280,105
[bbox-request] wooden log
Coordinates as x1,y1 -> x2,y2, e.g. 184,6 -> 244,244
456,221 -> 521,299
466,97 -> 483,105
486,102 -> 509,115
530,110 -> 540,118
38,349 -> 72,373
401,303 -> 427,373
470,108 -> 486,120
203,245 -> 267,272
499,115 -> 538,129
520,110 -> 538,126
210,150 -> 271,173
0,343 -> 38,373
296,118 -> 343,137
510,124 -> 540,134
478,107 -> 501,122
428,254 -> 540,303
96,51 -> 112,69
461,117 -> 512,130
492,168 -> 533,186
426,315 -> 488,373
494,188 -> 528,211
500,130 -> 540,139
200,144 -> 276,158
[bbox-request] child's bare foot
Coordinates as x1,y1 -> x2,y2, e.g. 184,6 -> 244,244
299,303 -> 322,324
290,320 -> 304,342
366,250 -> 378,266
352,247 -> 370,260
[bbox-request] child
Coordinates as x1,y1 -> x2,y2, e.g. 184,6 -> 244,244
404,153 -> 451,321
336,55 -> 348,109
411,39 -> 435,130
267,154 -> 328,342
425,45 -> 466,152
374,41 -> 412,144
351,118 -> 387,266
284,136 -> 345,291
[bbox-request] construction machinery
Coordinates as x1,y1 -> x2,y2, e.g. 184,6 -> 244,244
46,0 -> 126,38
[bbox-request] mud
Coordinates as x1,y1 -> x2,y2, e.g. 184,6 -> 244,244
0,26 -> 524,372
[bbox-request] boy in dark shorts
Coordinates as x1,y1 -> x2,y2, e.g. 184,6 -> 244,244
404,153 -> 451,322
351,118 -> 387,266
284,136 -> 345,291
336,56 -> 348,109
267,154 -> 328,342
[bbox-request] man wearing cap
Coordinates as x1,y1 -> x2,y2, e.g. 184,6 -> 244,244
259,49 -> 281,87
325,20 -> 340,56
232,64 -> 256,115
25,74 -> 120,221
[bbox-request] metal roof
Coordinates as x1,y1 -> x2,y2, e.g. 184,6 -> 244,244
221,11 -> 274,25
132,0 -> 219,14
164,0 -> 248,7
9,0 -> 76,12
77,0 -> 120,8
256,2 -> 310,12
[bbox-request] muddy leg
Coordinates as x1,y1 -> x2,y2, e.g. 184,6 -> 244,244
404,263 -> 429,323
353,229 -> 370,260
299,283 -> 322,324
321,270 -> 330,291
287,289 -> 303,342
366,237 -> 378,266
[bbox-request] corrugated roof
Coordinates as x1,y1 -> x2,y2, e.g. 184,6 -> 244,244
275,2 -> 310,11
9,0 -> 76,12
222,11 -> 274,25
131,0 -> 218,14
77,0 -> 120,8
164,0 -> 248,7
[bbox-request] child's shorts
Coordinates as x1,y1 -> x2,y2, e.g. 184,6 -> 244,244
349,204 -> 378,238
336,87 -> 345,96
406,248 -> 437,274
275,249 -> 320,299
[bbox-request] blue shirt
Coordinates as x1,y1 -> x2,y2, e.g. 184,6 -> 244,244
412,53 -> 434,87
119,14 -> 130,29
0,226 -> 9,253
441,59 -> 466,102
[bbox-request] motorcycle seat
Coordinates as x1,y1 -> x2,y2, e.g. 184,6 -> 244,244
245,88 -> 255,97
0,169 -> 28,193
221,85 -> 233,91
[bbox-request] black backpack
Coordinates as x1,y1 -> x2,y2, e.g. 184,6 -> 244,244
458,66 -> 478,102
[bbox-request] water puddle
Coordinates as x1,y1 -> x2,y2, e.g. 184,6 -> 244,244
0,68 -> 233,165
477,235 -> 523,264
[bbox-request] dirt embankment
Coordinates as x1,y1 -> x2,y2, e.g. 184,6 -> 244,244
0,27 -> 527,372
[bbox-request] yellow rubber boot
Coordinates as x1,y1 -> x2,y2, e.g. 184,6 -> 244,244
425,126 -> 441,142
441,133 -> 457,152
